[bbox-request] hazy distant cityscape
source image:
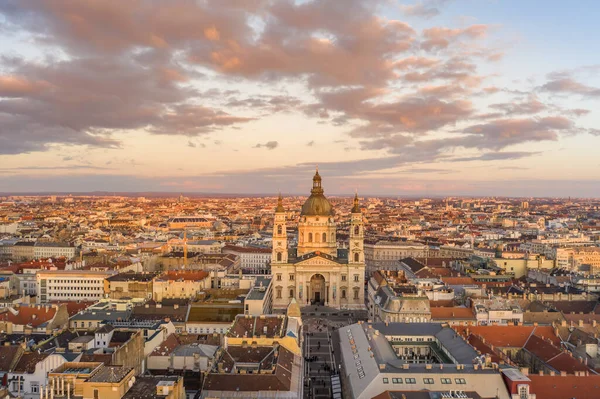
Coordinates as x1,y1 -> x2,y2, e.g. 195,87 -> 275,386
0,170 -> 598,399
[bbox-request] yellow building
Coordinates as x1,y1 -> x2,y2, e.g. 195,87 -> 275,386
47,362 -> 185,399
271,170 -> 365,310
492,255 -> 555,278
152,271 -> 211,301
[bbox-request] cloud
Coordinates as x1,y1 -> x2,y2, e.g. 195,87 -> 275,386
187,141 -> 196,148
499,166 -> 529,170
458,117 -> 571,150
0,165 -> 112,171
452,151 -> 541,162
254,141 -> 279,150
421,25 -> 488,51
400,0 -> 450,19
541,77 -> 600,97
0,56 -> 252,154
489,95 -> 547,115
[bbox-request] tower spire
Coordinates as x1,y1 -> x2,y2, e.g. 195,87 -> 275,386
351,190 -> 360,213
275,192 -> 285,213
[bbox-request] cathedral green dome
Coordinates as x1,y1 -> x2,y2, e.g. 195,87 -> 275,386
300,169 -> 334,216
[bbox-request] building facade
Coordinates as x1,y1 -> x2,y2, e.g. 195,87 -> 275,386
271,170 -> 365,310
36,270 -> 116,303
223,245 -> 272,274
33,243 -> 76,260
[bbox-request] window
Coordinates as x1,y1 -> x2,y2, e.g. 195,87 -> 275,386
94,390 -> 99,399
289,274 -> 294,281
455,378 -> 466,384
441,378 -> 452,384
341,289 -> 346,299
392,378 -> 402,384
519,385 -> 529,399
354,274 -> 359,282
353,288 -> 359,300
405,378 -> 416,384
276,274 -> 282,281
276,288 -> 282,299
289,289 -> 294,298
341,275 -> 347,282
308,233 -> 313,243
331,233 -> 335,241
354,225 -> 359,235
276,253 -> 282,262
423,378 -> 434,384
382,378 -> 389,384
354,253 -> 359,262
277,225 -> 282,235
322,232 -> 327,242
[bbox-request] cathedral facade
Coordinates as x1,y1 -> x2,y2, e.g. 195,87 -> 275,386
271,169 -> 366,310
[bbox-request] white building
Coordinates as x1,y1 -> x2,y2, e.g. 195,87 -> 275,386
36,270 -> 116,303
33,243 -> 76,260
9,353 -> 76,399
223,245 -> 271,274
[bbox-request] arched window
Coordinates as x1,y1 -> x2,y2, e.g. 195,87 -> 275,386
277,252 -> 282,262
354,253 -> 359,262
353,288 -> 359,300
341,289 -> 346,299
354,225 -> 360,235
322,232 -> 327,242
289,289 -> 294,298
308,233 -> 313,242
277,225 -> 282,235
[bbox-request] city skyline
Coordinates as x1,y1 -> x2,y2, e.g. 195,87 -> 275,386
1,0 -> 600,196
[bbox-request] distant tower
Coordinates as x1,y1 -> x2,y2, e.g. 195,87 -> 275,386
272,193 -> 288,264
349,192 -> 364,264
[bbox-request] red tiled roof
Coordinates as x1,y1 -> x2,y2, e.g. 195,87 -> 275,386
150,334 -> 180,356
529,375 -> 600,399
0,305 -> 57,327
50,301 -> 94,317
466,334 -> 502,363
442,277 -> 476,285
453,325 -> 561,347
13,352 -> 48,373
430,307 -> 475,320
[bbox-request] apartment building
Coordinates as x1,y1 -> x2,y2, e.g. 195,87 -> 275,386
364,240 -> 428,274
33,243 -> 76,260
36,270 -> 116,303
554,247 -> 600,272
223,245 -> 271,274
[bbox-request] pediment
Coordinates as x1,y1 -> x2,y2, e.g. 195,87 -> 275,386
295,253 -> 341,267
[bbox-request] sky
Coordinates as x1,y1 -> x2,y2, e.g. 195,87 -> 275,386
0,0 -> 599,197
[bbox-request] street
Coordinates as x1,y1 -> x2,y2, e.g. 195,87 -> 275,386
301,306 -> 367,399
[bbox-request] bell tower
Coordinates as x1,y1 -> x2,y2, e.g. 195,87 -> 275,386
349,192 -> 364,264
272,193 -> 288,264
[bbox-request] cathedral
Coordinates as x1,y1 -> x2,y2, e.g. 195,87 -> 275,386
271,169 -> 366,310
